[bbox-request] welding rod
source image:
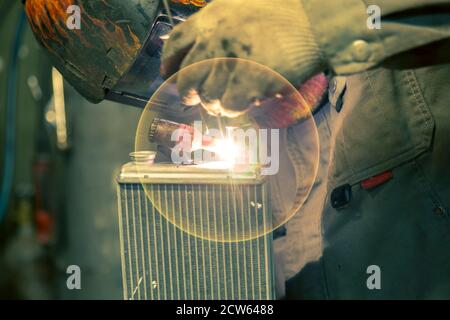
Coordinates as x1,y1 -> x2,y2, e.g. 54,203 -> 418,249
148,118 -> 216,150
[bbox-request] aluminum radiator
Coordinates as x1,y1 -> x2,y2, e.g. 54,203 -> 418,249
116,154 -> 275,300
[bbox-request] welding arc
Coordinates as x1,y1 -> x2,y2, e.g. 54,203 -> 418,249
135,57 -> 320,242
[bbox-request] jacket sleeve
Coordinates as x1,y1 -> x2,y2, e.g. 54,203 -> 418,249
302,0 -> 450,74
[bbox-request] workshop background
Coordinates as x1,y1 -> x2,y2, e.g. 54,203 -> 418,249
0,1 -> 139,299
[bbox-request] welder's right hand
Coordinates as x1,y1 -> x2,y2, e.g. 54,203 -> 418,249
161,0 -> 327,117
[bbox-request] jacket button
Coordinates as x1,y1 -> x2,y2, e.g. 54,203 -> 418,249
434,206 -> 446,217
331,184 -> 352,209
351,40 -> 371,62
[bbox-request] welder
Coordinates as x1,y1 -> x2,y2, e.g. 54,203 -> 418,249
160,0 -> 450,299
24,0 -> 450,299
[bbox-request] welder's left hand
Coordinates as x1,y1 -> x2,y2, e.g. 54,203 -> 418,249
161,0 -> 327,118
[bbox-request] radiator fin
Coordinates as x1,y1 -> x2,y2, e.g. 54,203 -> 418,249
118,183 -> 274,300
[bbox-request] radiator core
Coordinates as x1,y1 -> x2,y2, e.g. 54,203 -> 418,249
117,159 -> 275,300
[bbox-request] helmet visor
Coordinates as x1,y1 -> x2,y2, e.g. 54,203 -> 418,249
105,12 -> 184,111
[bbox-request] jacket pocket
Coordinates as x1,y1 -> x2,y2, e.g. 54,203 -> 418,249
328,68 -> 435,187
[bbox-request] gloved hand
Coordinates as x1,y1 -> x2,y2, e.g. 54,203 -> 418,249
161,0 -> 327,117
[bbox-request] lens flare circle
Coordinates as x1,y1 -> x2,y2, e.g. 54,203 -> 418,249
135,58 -> 320,242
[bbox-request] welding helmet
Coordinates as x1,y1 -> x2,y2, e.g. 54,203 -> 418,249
24,0 -> 209,109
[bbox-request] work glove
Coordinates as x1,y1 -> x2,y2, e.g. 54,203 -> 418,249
161,0 -> 327,118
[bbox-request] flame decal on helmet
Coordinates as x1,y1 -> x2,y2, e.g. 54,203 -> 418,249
25,0 -> 142,78
25,0 -> 73,46
170,0 -> 208,7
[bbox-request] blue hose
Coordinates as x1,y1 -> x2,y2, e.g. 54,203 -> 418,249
0,12 -> 27,223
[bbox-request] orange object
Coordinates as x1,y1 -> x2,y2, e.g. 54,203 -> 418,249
36,209 -> 53,244
361,171 -> 394,190
170,0 -> 208,7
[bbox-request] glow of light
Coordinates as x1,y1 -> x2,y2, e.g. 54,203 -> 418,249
213,138 -> 240,167
194,125 -> 245,169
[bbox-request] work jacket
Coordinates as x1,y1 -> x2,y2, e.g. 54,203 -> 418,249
274,0 -> 450,299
